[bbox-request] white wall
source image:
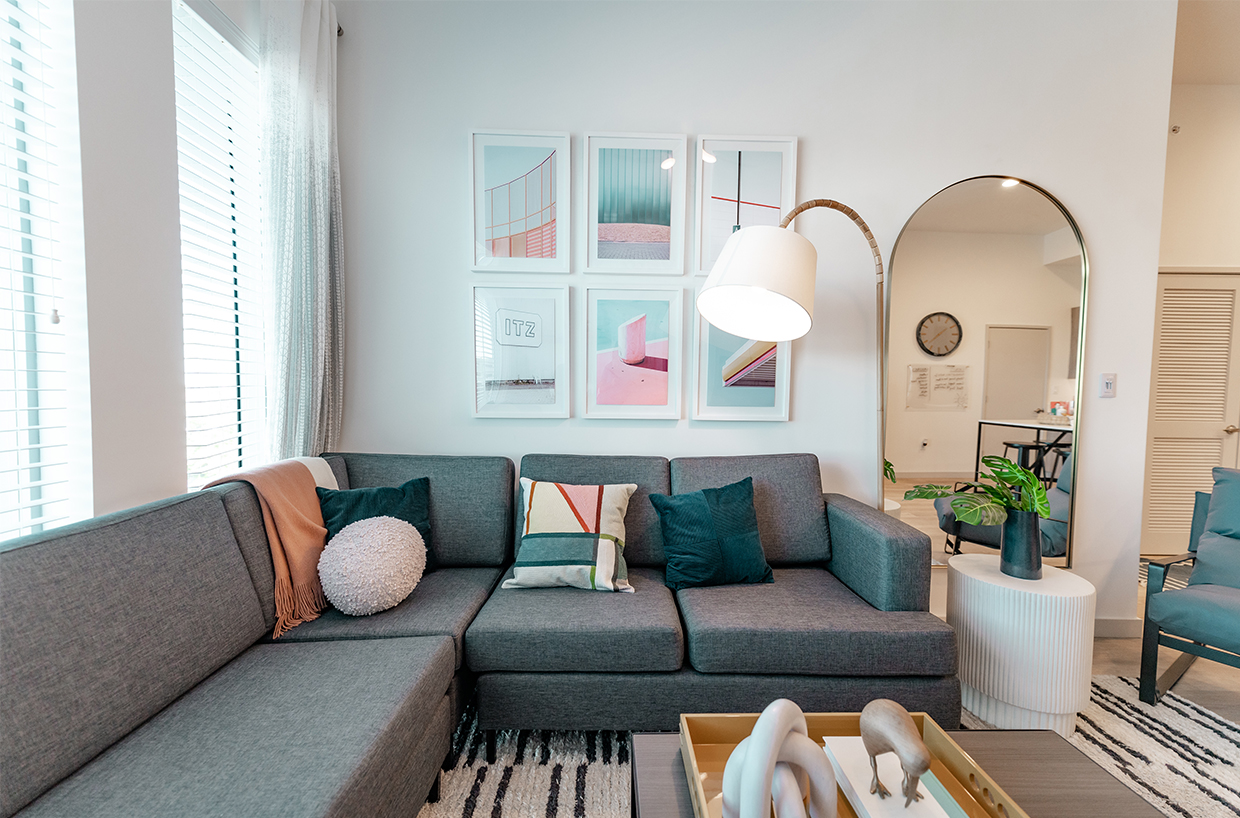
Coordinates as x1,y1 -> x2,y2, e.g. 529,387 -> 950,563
886,231 -> 1079,476
1159,84 -> 1240,269
74,0 -> 187,514
333,0 -> 1176,633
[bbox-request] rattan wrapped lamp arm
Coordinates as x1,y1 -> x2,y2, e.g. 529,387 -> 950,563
779,198 -> 887,511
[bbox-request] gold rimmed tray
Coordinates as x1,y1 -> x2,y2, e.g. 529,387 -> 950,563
679,712 -> 1031,818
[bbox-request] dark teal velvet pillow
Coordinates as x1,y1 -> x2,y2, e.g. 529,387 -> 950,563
316,477 -> 437,571
1190,467 -> 1240,589
649,477 -> 773,591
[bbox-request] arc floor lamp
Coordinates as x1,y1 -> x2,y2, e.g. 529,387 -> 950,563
696,200 -> 887,510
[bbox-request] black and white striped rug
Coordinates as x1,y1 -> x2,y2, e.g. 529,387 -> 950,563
421,678 -> 1239,818
1064,676 -> 1240,818
418,702 -> 631,818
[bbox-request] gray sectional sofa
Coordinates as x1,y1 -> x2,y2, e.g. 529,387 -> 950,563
0,451 -> 957,817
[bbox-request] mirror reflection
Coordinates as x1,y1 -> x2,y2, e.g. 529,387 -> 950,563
883,177 -> 1086,566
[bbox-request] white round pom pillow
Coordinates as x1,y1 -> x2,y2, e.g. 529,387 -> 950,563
317,516 -> 427,616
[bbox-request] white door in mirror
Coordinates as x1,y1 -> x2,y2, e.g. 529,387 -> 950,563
1100,373 -> 1117,398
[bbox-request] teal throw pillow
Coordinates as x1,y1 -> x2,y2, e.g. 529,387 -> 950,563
1189,468 -> 1240,589
317,477 -> 437,571
649,477 -> 773,591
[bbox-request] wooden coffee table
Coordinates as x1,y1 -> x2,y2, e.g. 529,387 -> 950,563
630,730 -> 1163,818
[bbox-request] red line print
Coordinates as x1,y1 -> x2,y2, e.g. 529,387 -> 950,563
711,196 -> 780,210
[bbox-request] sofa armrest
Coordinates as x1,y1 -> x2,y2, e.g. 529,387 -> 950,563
823,493 -> 930,612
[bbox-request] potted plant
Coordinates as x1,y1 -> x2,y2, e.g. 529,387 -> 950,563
903,456 -> 1049,579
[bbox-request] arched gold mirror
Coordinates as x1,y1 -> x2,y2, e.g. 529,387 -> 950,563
883,176 -> 1087,568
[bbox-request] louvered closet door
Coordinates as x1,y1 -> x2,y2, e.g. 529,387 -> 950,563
1142,274 -> 1240,554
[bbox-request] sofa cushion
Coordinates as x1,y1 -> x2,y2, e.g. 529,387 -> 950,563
271,567 -> 501,669
203,480 -> 278,632
650,477 -> 774,590
15,638 -> 454,818
676,568 -> 957,676
670,454 -> 830,564
1147,585 -> 1240,656
320,453 -> 514,567
518,454 -> 670,566
0,493 -> 266,817
465,566 -> 683,672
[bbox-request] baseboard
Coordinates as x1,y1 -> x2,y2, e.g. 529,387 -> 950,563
895,472 -> 973,482
1094,618 -> 1143,638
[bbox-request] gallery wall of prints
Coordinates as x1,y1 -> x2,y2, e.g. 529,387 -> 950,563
470,130 -> 797,422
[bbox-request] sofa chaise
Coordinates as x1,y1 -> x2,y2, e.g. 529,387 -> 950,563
0,451 -> 957,817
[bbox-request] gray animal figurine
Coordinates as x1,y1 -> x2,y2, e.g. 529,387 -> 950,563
859,699 -> 932,808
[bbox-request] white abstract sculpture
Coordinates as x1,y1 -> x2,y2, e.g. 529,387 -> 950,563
721,699 -> 837,818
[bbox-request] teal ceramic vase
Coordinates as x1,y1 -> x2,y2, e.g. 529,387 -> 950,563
1000,509 -> 1042,580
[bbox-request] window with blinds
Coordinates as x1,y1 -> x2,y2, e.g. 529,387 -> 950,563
1,0 -> 71,539
172,1 -> 266,491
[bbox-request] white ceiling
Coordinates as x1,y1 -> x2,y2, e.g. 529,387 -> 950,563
1173,0 -> 1240,84
904,178 -> 1070,235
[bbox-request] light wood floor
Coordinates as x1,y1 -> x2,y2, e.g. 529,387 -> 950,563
886,475 -> 1240,722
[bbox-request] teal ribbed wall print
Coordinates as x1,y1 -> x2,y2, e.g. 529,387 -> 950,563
586,134 -> 688,275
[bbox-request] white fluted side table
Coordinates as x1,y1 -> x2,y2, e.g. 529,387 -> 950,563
948,553 -> 1096,738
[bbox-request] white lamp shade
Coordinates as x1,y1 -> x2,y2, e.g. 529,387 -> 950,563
696,225 -> 817,342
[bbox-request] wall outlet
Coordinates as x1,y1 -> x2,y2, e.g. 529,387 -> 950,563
1100,373 -> 1117,398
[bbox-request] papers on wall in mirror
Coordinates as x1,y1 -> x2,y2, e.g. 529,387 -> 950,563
906,365 -> 969,411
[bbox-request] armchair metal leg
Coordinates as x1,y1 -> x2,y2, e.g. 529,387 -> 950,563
1139,616 -> 1160,704
1155,651 -> 1199,702
1140,618 -> 1201,704
485,729 -> 497,764
427,770 -> 441,804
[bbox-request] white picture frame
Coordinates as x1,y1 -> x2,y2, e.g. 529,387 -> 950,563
691,298 -> 791,421
471,131 -> 570,273
586,133 -> 687,275
472,286 -> 570,418
584,287 -> 683,419
694,135 -> 797,275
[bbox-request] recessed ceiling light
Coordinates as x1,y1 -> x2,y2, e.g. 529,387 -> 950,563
661,157 -> 676,170
701,150 -> 717,164
1001,179 -> 1019,188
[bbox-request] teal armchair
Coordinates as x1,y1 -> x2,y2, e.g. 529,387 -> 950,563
1140,468 -> 1240,704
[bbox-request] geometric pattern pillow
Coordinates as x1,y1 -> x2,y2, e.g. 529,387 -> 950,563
501,478 -> 637,592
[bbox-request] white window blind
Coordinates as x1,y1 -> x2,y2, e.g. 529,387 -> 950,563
1,0 -> 70,539
173,1 -> 267,491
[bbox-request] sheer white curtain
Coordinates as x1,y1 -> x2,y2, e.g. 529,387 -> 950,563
261,0 -> 345,459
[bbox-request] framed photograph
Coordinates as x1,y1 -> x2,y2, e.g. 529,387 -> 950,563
471,131 -> 570,273
692,302 -> 791,421
585,287 -> 682,419
694,136 -> 797,275
586,133 -> 687,275
472,286 -> 569,418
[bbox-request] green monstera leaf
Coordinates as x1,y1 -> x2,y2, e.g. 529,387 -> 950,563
884,459 -> 897,484
949,492 -> 1010,526
903,484 -> 954,501
980,455 -> 1050,517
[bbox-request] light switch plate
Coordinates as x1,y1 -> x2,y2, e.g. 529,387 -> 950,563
1100,373 -> 1117,398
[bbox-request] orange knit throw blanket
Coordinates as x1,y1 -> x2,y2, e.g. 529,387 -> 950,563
206,460 -> 330,638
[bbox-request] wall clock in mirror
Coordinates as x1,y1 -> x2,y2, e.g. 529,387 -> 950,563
916,311 -> 962,357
